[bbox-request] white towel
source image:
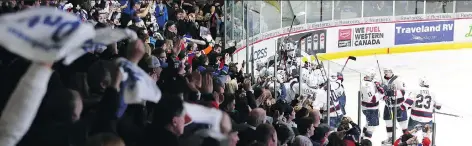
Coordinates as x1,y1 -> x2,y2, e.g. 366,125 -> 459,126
117,58 -> 162,104
63,27 -> 138,65
184,103 -> 223,132
0,7 -> 95,64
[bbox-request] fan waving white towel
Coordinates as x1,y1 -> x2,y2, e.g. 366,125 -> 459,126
63,27 -> 138,65
0,7 -> 95,64
116,58 -> 162,104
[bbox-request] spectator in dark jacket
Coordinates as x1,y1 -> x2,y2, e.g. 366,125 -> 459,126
208,6 -> 219,40
140,95 -> 185,146
16,60 -> 122,146
338,117 -> 361,146
296,117 -> 319,146
237,108 -> 266,146
274,123 -> 295,146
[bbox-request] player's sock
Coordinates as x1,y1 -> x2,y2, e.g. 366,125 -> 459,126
363,128 -> 373,138
386,127 -> 393,137
363,126 -> 376,138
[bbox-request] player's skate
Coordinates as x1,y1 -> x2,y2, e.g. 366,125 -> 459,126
381,137 -> 393,146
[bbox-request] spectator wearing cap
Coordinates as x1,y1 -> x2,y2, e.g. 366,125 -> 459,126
145,56 -> 162,81
311,124 -> 330,146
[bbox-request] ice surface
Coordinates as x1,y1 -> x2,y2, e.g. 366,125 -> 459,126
329,49 -> 472,146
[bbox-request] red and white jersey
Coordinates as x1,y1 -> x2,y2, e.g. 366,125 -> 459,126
404,87 -> 441,122
360,81 -> 382,110
312,89 -> 343,117
385,75 -> 407,107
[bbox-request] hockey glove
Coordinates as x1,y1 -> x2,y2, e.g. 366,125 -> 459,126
399,105 -> 407,111
374,81 -> 385,94
337,72 -> 344,82
382,96 -> 389,101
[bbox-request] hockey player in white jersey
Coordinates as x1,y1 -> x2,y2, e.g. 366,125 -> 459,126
403,77 -> 441,131
328,72 -> 345,104
360,69 -> 384,139
329,71 -> 347,115
312,82 -> 344,129
381,68 -> 409,145
291,81 -> 317,101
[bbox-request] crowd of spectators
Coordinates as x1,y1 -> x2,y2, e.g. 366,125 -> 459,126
0,0 -> 368,146
0,0 -> 467,146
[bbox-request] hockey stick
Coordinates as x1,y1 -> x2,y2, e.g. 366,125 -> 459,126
340,56 -> 357,73
374,54 -> 384,84
435,111 -> 462,118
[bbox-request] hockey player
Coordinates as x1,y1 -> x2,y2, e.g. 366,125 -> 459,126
283,70 -> 300,103
359,69 -> 383,139
381,68 -> 409,145
329,71 -> 347,115
403,77 -> 441,131
312,83 -> 344,129
324,71 -> 346,115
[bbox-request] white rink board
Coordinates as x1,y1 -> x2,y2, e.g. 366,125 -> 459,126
454,19 -> 472,43
330,49 -> 472,146
327,23 -> 395,53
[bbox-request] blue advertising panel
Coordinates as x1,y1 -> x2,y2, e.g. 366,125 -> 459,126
394,21 -> 454,45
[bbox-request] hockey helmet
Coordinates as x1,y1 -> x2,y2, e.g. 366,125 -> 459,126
364,68 -> 377,81
383,67 -> 394,78
276,70 -> 286,82
328,71 -> 337,82
267,67 -> 275,77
